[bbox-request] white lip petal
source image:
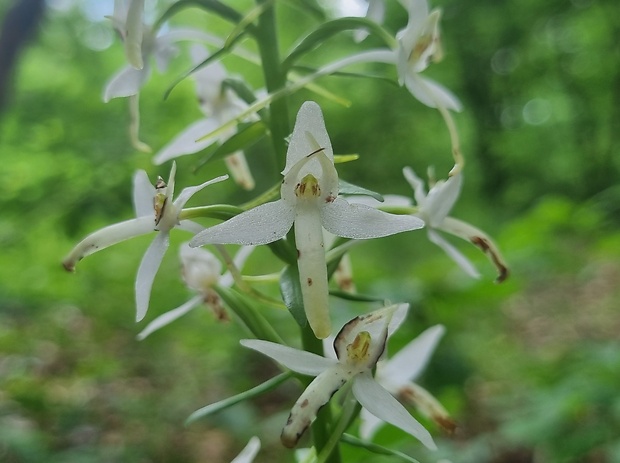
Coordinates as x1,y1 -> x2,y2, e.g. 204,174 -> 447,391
133,170 -> 156,217
190,200 -> 295,247
136,295 -> 203,340
62,216 -> 155,271
353,373 -> 437,450
135,232 -> 170,322
380,325 -> 445,385
321,198 -> 424,240
240,339 -> 336,376
153,119 -> 220,165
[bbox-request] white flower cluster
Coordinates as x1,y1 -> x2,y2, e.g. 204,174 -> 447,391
63,0 -> 508,460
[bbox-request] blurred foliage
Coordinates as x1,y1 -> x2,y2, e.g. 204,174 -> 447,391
0,0 -> 619,462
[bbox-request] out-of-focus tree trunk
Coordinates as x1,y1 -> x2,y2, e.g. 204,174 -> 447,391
0,0 -> 46,113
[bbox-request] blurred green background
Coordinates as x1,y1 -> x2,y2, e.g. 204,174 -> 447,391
1,0 -> 619,462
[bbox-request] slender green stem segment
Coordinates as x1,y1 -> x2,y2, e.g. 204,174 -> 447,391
254,0 -> 290,168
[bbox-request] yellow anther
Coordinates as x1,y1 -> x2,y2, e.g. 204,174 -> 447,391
346,331 -> 372,364
295,174 -> 321,199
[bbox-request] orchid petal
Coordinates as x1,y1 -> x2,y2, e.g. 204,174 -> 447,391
190,200 -> 295,247
386,302 -> 410,337
62,216 -> 154,271
334,304 -> 398,365
404,74 -> 462,112
353,373 -> 437,450
103,65 -> 149,102
354,0 -> 386,42
401,0 -> 430,46
321,198 -> 424,239
124,0 -> 144,69
359,407 -> 385,440
240,339 -> 336,376
427,228 -> 481,278
231,436 -> 261,463
400,382 -> 455,433
283,101 -> 334,175
153,119 -> 220,165
180,244 -> 223,291
135,231 -> 169,322
423,172 -> 463,226
440,217 -> 509,282
177,220 -> 205,234
380,325 -> 445,385
402,167 -> 428,207
281,364 -> 353,448
224,151 -> 255,190
132,170 -> 155,217
173,174 -> 229,210
294,201 -> 331,339
136,295 -> 203,340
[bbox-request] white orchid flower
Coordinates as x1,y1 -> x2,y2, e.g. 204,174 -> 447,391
190,101 -> 424,338
241,303 -> 436,450
153,45 -> 255,190
403,166 -> 508,282
360,323 -> 454,439
104,1 -> 180,103
137,244 -> 254,339
395,0 -> 461,111
62,162 -> 228,322
231,436 -> 260,463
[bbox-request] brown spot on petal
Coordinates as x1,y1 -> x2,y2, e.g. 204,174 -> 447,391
300,399 -> 309,408
297,249 -> 301,259
307,278 -> 313,286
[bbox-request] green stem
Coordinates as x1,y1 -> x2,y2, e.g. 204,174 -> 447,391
301,324 -> 341,463
254,0 -> 290,168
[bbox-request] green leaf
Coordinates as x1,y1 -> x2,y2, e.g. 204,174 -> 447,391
293,64 -> 400,87
206,121 -> 268,164
282,18 -> 396,71
154,0 -> 243,30
282,0 -> 326,21
164,33 -> 248,100
215,285 -> 283,343
223,0 -> 272,49
329,289 -> 385,303
164,46 -> 229,100
221,78 -> 258,105
280,265 -> 307,328
339,179 -> 384,202
340,434 -> 422,463
186,372 -> 292,425
179,204 -> 244,221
